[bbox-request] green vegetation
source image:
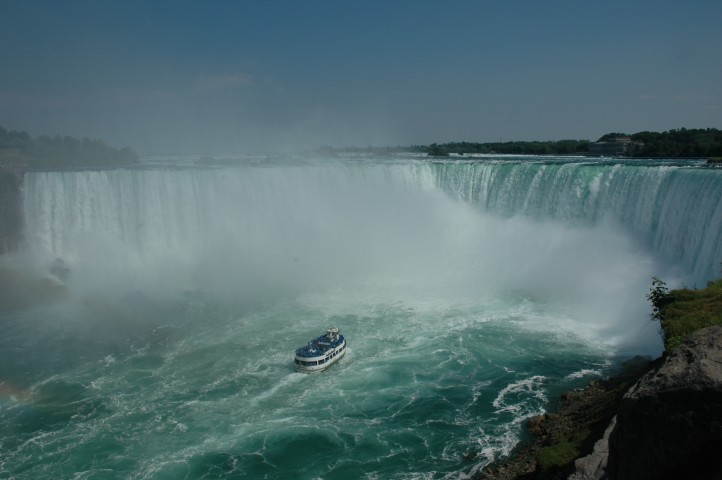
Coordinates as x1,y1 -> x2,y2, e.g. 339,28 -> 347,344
648,277 -> 722,351
537,441 -> 579,472
532,360 -> 647,478
422,139 -> 590,156
421,128 -> 722,158
0,126 -> 138,170
608,128 -> 722,158
481,357 -> 653,479
426,143 -> 449,157
488,277 -> 722,478
316,127 -> 722,159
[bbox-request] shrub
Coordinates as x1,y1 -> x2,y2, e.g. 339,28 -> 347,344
537,441 -> 579,471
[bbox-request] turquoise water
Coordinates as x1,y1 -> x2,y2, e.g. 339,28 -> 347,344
1,156 -> 720,478
1,293 -> 611,479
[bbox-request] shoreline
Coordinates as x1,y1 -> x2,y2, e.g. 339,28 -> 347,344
473,356 -> 656,479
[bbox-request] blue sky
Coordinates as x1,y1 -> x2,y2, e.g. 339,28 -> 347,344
1,1 -> 721,154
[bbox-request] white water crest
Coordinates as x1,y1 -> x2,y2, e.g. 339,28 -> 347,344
431,159 -> 722,285
22,157 -> 721,352
4,156 -> 720,478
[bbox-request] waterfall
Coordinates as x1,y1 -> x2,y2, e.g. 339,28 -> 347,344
431,160 -> 722,284
21,163 -> 439,299
20,158 -> 722,299
10,156 -> 722,478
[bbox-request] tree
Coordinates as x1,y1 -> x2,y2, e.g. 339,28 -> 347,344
647,277 -> 671,323
426,143 -> 449,157
0,126 -> 139,169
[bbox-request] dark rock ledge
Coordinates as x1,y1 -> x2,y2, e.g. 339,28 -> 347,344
475,324 -> 722,480
0,168 -> 23,254
606,324 -> 722,480
475,357 -> 655,480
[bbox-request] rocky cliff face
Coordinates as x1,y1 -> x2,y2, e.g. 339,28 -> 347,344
0,169 -> 23,254
607,325 -> 722,480
476,358 -> 653,480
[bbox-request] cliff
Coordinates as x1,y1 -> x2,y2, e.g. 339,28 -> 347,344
605,324 -> 722,479
478,279 -> 722,480
0,168 -> 23,254
476,357 -> 655,480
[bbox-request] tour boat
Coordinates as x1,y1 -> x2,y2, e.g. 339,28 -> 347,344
294,328 -> 346,372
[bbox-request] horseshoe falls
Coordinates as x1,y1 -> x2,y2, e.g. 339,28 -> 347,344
2,156 -> 721,479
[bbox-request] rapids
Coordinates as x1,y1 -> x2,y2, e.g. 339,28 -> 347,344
1,155 -> 720,478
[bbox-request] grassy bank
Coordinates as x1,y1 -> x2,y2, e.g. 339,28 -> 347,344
651,278 -> 722,351
479,276 -> 722,479
477,357 -> 654,479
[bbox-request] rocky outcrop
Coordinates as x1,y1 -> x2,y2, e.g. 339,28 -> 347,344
0,168 -> 23,253
568,416 -> 615,480
476,303 -> 722,480
476,358 -> 653,480
606,325 -> 722,480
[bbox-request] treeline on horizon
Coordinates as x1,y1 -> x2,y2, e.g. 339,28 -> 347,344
599,128 -> 722,157
0,126 -> 139,169
420,128 -> 722,157
324,128 -> 722,158
2,126 -> 721,165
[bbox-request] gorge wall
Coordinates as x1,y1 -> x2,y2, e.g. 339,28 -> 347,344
0,169 -> 23,254
483,324 -> 722,480
606,324 -> 722,480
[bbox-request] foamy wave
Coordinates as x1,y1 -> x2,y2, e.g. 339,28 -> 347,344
565,368 -> 603,380
492,375 -> 547,415
249,371 -> 306,407
455,375 -> 550,477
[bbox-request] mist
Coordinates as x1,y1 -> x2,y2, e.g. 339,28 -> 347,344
12,157 -> 720,478
16,162 -> 666,356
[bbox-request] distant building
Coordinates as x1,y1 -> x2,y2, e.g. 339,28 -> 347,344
588,137 -> 644,156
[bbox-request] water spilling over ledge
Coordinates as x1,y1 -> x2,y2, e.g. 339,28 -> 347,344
1,156 -> 720,478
